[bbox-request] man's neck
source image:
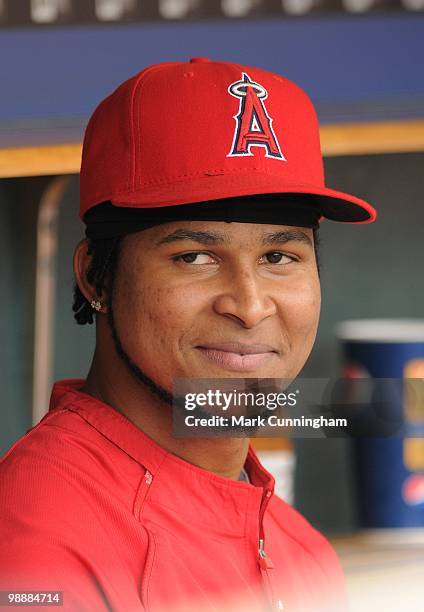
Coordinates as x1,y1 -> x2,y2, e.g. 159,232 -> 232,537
82,355 -> 250,481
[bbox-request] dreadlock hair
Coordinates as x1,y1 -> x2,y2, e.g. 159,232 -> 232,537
72,236 -> 123,325
72,227 -> 321,325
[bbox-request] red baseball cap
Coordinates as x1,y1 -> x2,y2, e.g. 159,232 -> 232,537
80,58 -> 376,224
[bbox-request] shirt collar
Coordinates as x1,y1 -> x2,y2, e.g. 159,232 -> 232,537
50,380 -> 276,535
49,379 -> 275,493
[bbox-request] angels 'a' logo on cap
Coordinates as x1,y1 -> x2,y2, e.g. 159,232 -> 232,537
227,72 -> 286,161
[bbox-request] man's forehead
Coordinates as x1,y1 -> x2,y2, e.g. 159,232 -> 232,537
136,220 -> 314,247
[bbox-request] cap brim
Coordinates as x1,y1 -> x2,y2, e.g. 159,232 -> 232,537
291,186 -> 377,224
109,173 -> 377,224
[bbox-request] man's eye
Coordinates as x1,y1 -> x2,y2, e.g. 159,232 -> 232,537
173,252 -> 216,265
262,252 -> 295,265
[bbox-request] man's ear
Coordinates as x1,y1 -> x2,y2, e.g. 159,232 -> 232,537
73,239 -> 108,314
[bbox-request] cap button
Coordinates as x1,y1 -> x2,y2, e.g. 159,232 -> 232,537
190,57 -> 211,63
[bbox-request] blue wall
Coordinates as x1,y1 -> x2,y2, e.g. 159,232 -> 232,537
1,14 -> 424,148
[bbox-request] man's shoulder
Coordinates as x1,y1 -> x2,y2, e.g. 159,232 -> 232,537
268,493 -> 328,543
2,403 -> 106,472
267,493 -> 342,574
0,401 -> 143,514
0,407 -> 149,610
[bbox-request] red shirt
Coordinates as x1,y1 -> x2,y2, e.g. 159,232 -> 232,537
0,380 -> 347,611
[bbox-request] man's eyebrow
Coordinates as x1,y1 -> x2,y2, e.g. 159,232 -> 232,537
155,229 -> 228,246
155,227 -> 312,247
262,229 -> 312,247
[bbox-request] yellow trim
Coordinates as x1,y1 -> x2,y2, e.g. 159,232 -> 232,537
0,143 -> 82,178
0,119 -> 424,179
321,119 -> 424,156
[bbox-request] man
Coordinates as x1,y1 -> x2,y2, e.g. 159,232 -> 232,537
0,59 -> 376,611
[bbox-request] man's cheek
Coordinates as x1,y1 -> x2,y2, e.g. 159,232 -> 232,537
138,291 -> 185,348
282,283 -> 320,320
287,294 -> 320,350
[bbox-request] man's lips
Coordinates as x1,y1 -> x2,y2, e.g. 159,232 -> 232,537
196,342 -> 279,372
197,342 -> 278,355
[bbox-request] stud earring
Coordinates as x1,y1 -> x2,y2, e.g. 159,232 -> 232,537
90,299 -> 102,312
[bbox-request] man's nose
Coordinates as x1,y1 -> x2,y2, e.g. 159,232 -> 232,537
212,268 -> 278,329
